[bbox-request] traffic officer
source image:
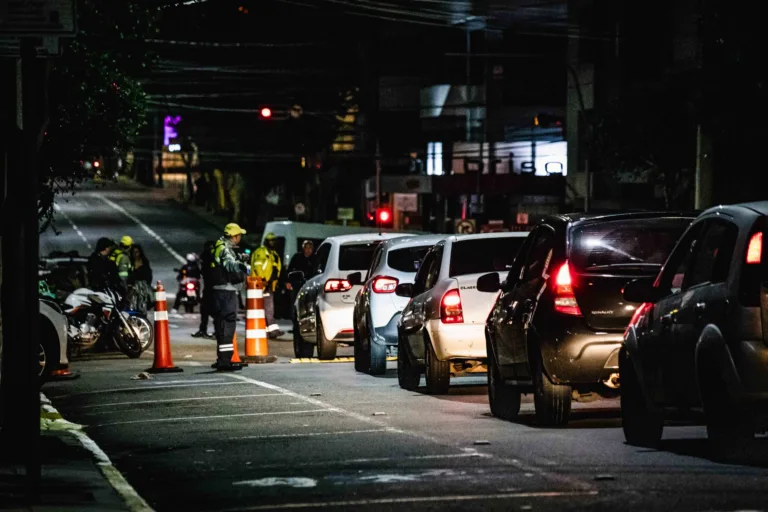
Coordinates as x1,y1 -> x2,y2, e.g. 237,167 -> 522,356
210,223 -> 248,371
110,235 -> 134,283
250,232 -> 284,339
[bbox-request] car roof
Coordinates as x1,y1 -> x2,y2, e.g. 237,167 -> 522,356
545,211 -> 698,228
324,232 -> 410,244
382,234 -> 447,251
449,231 -> 531,243
702,201 -> 768,217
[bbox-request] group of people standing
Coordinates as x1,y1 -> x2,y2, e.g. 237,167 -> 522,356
86,235 -> 154,313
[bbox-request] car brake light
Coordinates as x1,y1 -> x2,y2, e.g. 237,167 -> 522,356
746,232 -> 762,264
440,289 -> 464,324
553,261 -> 582,316
324,279 -> 352,293
628,303 -> 651,329
186,282 -> 195,290
372,276 -> 398,293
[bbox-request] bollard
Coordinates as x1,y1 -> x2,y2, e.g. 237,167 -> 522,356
147,282 -> 182,373
244,277 -> 276,363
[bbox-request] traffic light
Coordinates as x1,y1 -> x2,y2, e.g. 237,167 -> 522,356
259,107 -> 272,119
376,208 -> 393,226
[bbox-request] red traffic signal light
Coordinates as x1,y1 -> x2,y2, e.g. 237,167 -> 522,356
377,208 -> 392,224
260,107 -> 272,119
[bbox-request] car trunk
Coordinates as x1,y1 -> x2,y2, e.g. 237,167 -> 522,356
452,272 -> 508,324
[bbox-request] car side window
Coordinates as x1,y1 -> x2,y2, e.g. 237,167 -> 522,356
315,243 -> 331,274
412,250 -> 435,296
368,245 -> 384,276
508,229 -> 537,283
659,223 -> 704,294
523,227 -> 554,281
684,220 -> 738,289
424,247 -> 443,290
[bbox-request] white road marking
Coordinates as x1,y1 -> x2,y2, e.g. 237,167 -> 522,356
232,428 -> 392,441
223,491 -> 599,511
234,477 -> 317,489
94,194 -> 186,264
239,452 -> 486,471
91,409 -> 331,428
53,204 -> 93,250
79,393 -> 282,409
54,381 -> 245,399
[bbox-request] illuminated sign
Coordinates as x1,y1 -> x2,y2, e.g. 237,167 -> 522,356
164,115 -> 181,146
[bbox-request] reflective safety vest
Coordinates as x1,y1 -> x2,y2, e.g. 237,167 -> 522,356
250,246 -> 281,292
109,247 -> 133,280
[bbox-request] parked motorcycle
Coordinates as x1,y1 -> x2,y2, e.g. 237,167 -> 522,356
63,287 -> 153,359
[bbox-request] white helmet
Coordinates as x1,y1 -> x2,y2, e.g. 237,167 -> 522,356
186,253 -> 197,262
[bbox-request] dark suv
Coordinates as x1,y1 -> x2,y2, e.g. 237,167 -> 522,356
479,212 -> 695,426
621,202 -> 768,451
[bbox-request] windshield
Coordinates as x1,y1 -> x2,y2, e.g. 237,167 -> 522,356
387,245 -> 432,273
569,217 -> 693,272
449,237 -> 526,277
339,242 -> 382,271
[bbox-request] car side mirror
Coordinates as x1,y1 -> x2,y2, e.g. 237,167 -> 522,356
346,272 -> 362,286
623,278 -> 662,304
395,283 -> 414,298
477,272 -> 501,293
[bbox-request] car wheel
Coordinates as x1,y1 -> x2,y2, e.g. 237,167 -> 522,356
620,347 -> 663,447
293,320 -> 314,358
424,338 -> 450,394
531,347 -> 571,426
487,335 -> 521,421
39,320 -> 60,386
367,321 -> 387,376
397,331 -> 420,391
353,323 -> 368,373
316,313 -> 337,360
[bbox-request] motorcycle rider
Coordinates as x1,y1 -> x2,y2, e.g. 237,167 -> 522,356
172,253 -> 202,312
87,237 -> 122,292
250,232 -> 284,339
110,235 -> 134,283
210,223 -> 249,371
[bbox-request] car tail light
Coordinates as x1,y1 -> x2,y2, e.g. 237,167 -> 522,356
372,276 -> 398,293
746,232 -> 762,264
324,279 -> 352,293
440,289 -> 464,324
553,261 -> 582,316
186,282 -> 196,290
626,302 -> 652,335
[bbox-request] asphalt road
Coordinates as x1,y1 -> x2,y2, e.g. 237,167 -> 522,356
41,185 -> 768,511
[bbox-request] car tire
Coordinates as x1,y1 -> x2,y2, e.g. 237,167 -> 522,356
368,322 -> 387,376
425,339 -> 450,394
487,335 -> 521,421
293,317 -> 314,358
532,347 -> 571,426
353,324 -> 368,373
620,347 -> 663,447
397,331 -> 420,391
39,319 -> 60,387
316,314 -> 337,360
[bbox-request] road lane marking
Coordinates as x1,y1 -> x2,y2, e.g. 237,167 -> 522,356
95,194 -> 186,264
289,357 -> 397,364
79,393 -> 283,409
53,203 -> 93,250
221,491 -> 599,511
232,428 -> 393,441
54,381 -> 246,399
91,409 -> 331,428
247,452 -> 487,471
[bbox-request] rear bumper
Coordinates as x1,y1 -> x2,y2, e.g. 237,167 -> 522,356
426,320 -> 487,361
541,329 -> 622,385
318,298 -> 355,341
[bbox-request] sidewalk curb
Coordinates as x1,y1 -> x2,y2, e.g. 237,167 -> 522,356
40,392 -> 155,512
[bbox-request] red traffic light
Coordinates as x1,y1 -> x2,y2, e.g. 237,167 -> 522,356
260,107 -> 272,119
377,208 -> 392,224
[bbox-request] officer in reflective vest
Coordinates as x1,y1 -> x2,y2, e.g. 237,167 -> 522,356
250,232 -> 284,339
210,223 -> 248,371
109,235 -> 134,283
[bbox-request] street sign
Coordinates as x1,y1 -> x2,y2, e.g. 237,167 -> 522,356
0,0 -> 77,36
455,219 -> 476,234
516,212 -> 529,225
337,207 -> 354,221
294,202 -> 306,216
393,193 -> 418,213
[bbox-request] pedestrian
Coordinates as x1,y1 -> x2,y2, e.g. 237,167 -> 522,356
110,235 -> 134,283
128,244 -> 153,315
87,237 -> 121,292
286,240 -> 315,337
192,240 -> 216,339
210,223 -> 249,371
250,232 -> 284,339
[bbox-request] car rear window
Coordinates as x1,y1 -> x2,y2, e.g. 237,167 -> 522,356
387,246 -> 432,273
339,242 -> 381,271
449,237 -> 526,277
569,217 -> 693,272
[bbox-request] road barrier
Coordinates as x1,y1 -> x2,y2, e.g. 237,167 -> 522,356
244,277 -> 276,363
148,281 -> 182,373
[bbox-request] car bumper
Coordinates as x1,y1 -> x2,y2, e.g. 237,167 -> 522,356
541,329 -> 622,385
426,320 -> 487,361
319,299 -> 355,342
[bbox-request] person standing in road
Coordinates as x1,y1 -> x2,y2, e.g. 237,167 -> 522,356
192,240 -> 216,339
128,244 -> 153,315
110,235 -> 134,283
210,224 -> 248,371
250,232 -> 284,339
87,237 -> 121,292
286,240 -> 315,299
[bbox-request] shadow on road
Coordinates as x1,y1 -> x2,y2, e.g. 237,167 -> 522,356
652,437 -> 768,469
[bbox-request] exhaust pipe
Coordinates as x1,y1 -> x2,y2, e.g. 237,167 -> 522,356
603,372 -> 620,389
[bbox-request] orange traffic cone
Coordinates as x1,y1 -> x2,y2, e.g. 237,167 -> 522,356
230,332 -> 248,366
147,281 -> 183,373
244,277 -> 277,363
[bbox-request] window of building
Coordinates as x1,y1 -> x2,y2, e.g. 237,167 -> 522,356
427,142 -> 443,175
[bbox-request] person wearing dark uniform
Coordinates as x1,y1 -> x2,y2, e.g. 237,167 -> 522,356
192,240 -> 216,339
87,238 -> 121,292
210,224 -> 248,371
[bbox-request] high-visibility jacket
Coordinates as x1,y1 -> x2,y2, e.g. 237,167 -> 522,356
250,245 -> 281,292
109,247 -> 133,281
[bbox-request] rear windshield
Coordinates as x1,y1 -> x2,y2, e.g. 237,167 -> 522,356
449,237 -> 526,277
569,217 -> 692,272
387,246 -> 432,273
339,242 -> 382,271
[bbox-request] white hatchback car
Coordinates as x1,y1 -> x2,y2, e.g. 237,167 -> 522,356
293,232 -> 410,359
396,232 -> 529,393
352,235 -> 446,375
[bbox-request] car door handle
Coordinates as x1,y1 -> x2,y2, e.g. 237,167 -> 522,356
661,313 -> 674,325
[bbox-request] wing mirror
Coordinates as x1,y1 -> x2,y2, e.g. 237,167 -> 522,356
395,283 -> 414,298
477,272 -> 501,293
623,277 -> 663,304
346,271 -> 363,286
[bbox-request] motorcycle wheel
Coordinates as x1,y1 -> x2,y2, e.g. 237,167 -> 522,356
114,315 -> 153,358
184,304 -> 194,314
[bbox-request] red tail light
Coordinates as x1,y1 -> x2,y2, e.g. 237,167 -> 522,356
626,302 -> 652,335
440,289 -> 464,324
324,279 -> 352,293
372,276 -> 398,293
746,232 -> 762,264
186,282 -> 196,290
553,261 -> 582,316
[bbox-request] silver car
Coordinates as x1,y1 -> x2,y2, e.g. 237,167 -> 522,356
352,235 -> 446,375
39,298 -> 70,385
396,232 -> 529,393
293,233 -> 410,360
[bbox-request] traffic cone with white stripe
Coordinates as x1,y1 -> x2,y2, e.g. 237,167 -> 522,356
244,277 -> 277,363
230,332 -> 248,366
147,282 -> 183,373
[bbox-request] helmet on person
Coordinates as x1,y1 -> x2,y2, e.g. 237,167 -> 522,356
120,235 -> 133,247
186,253 -> 197,263
224,223 -> 246,237
264,232 -> 277,241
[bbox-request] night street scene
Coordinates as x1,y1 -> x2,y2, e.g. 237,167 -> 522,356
2,0 -> 768,511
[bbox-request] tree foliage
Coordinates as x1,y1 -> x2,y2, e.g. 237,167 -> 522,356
39,0 -> 157,229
